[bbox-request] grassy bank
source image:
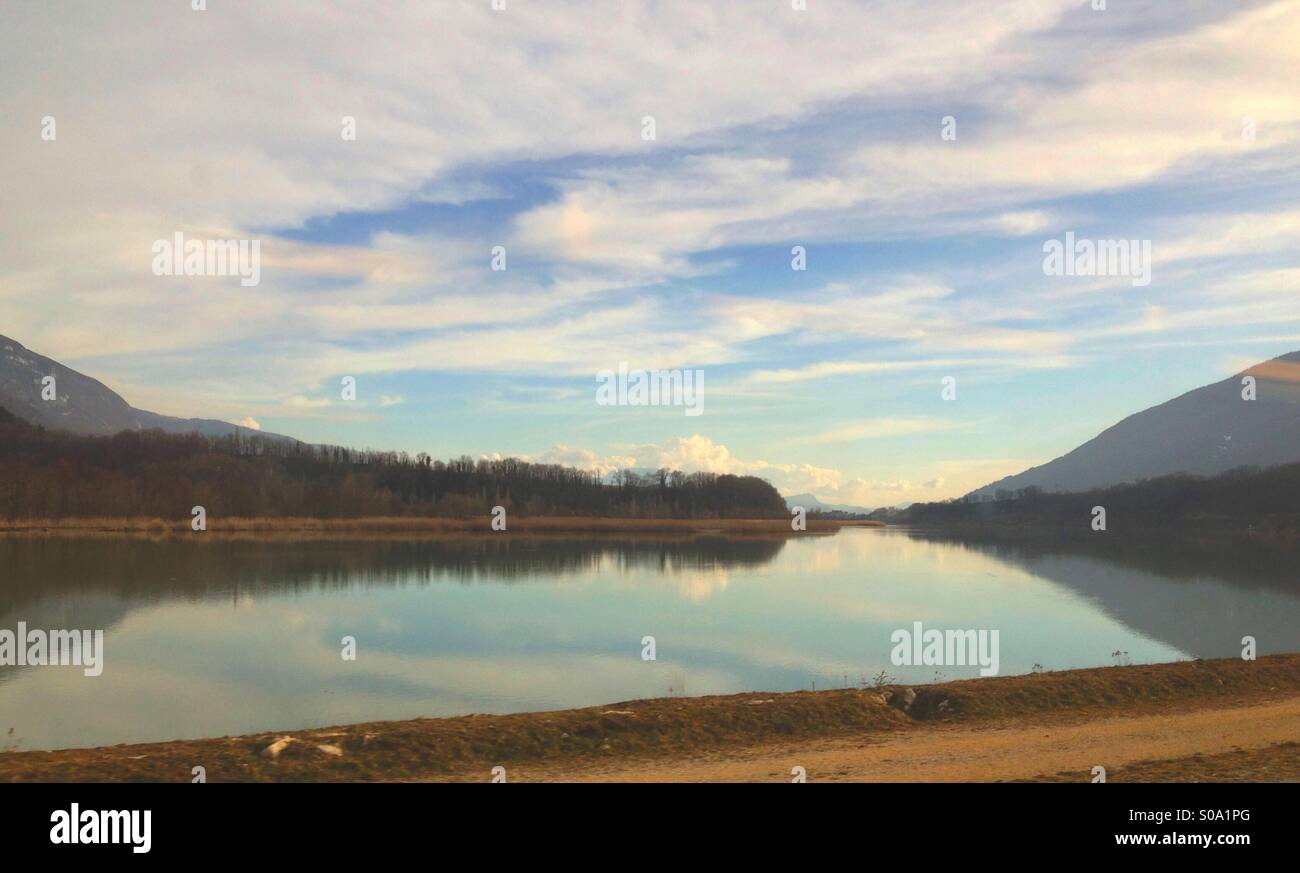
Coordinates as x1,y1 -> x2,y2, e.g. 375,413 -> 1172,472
3,654 -> 1297,783
0,515 -> 876,537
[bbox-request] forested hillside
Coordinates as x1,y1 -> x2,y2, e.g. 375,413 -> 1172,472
0,407 -> 787,520
907,463 -> 1300,538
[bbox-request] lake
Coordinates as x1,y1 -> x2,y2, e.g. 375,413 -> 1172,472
2,527 -> 1298,751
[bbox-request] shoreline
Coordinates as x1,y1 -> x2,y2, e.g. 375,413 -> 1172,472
0,515 -> 881,538
4,654 -> 1298,783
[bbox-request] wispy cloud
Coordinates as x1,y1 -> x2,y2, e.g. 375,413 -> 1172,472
3,0 -> 1299,500
801,417 -> 961,445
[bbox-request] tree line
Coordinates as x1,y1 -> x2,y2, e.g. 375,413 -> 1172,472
0,407 -> 788,519
902,463 -> 1300,537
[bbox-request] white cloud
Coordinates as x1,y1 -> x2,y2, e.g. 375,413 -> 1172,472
3,0 -> 1299,491
816,459 -> 1038,509
525,435 -> 1023,507
529,435 -> 842,496
804,417 -> 960,445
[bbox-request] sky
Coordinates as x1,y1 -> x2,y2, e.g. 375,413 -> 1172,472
2,0 -> 1299,508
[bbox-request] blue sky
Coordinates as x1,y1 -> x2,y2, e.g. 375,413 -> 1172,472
3,0 -> 1299,506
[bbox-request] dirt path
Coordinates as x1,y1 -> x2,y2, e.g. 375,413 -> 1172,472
499,696 -> 1300,782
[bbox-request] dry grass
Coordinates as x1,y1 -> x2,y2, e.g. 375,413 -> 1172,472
3,654 -> 1297,783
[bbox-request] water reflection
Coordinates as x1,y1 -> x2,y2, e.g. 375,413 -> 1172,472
0,535 -> 786,611
904,529 -> 1300,659
0,529 -> 1296,751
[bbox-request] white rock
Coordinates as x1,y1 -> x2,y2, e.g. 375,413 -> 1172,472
259,736 -> 296,760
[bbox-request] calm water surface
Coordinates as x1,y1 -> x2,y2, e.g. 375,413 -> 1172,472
2,528 -> 1298,751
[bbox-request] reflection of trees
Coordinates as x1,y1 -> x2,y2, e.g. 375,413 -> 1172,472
904,529 -> 1300,659
904,529 -> 1300,594
0,535 -> 786,616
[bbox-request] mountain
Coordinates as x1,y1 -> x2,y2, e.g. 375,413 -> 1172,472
969,351 -> 1300,499
0,334 -> 291,441
784,492 -> 875,515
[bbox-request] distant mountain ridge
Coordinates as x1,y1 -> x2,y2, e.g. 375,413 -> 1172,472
969,351 -> 1300,499
0,334 -> 291,441
783,492 -> 875,515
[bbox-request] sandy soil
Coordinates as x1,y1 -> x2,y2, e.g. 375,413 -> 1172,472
500,696 -> 1300,782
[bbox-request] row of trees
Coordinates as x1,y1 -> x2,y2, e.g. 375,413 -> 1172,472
0,408 -> 788,519
904,464 -> 1300,534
